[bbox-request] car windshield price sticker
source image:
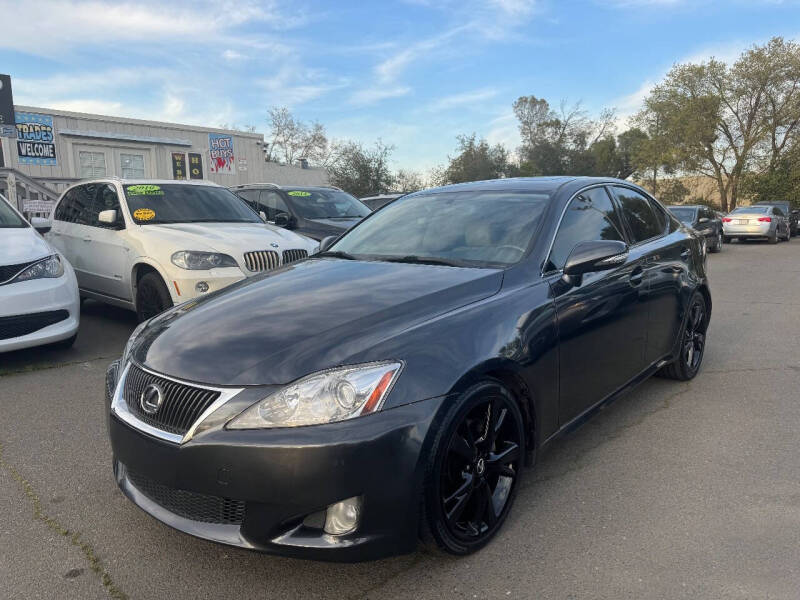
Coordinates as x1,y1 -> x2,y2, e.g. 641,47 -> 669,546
288,191 -> 311,196
133,208 -> 156,221
126,185 -> 164,196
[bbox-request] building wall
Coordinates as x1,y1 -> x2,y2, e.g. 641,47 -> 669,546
0,105 -> 328,195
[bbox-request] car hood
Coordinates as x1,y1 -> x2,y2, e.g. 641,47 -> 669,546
134,258 -> 503,386
1,227 -> 53,265
140,222 -> 317,254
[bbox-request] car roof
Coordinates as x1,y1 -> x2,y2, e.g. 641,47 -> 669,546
73,178 -> 223,187
229,183 -> 344,192
404,176 -> 635,198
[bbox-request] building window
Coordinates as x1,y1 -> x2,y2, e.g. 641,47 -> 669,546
79,151 -> 107,178
120,153 -> 145,179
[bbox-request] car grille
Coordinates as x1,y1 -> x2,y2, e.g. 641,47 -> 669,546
0,310 -> 69,340
282,249 -> 308,264
0,260 -> 37,285
243,250 -> 280,272
126,467 -> 246,525
123,364 -> 220,436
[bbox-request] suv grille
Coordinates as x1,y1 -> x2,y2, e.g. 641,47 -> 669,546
243,250 -> 279,272
126,467 -> 245,524
123,364 -> 220,436
0,310 -> 69,340
282,249 -> 308,264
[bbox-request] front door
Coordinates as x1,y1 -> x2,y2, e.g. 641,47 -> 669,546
85,183 -> 131,300
546,186 -> 649,425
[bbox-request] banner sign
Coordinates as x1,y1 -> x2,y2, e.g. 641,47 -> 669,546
188,152 -> 204,179
208,133 -> 234,174
0,74 -> 15,138
23,198 -> 55,214
171,152 -> 186,179
16,112 -> 57,165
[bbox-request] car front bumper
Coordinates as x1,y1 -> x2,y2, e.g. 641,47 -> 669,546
106,361 -> 446,561
0,267 -> 80,352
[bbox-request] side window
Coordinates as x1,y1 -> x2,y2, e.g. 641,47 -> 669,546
613,187 -> 664,243
260,191 -> 290,221
95,184 -> 125,229
72,184 -> 97,226
774,207 -> 784,217
548,187 -> 626,271
235,190 -> 260,212
54,189 -> 76,222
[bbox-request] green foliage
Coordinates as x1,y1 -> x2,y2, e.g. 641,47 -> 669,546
443,134 -> 516,184
328,140 -> 395,198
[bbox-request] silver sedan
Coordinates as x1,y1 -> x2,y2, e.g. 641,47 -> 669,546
722,205 -> 791,244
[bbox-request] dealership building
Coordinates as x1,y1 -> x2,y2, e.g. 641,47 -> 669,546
0,105 -> 328,217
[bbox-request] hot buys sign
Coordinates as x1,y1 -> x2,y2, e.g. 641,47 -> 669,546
208,133 -> 234,174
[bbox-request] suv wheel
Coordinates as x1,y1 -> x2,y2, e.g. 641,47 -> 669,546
658,292 -> 708,381
136,272 -> 173,322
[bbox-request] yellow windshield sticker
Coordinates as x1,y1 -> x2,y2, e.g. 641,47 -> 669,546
287,190 -> 311,196
133,208 -> 156,221
127,184 -> 164,196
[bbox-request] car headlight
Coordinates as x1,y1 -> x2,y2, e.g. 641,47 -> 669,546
11,255 -> 64,282
227,361 -> 403,429
120,319 -> 149,366
171,251 -> 238,270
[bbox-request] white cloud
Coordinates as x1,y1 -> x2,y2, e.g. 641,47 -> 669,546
350,86 -> 411,106
428,88 -> 499,111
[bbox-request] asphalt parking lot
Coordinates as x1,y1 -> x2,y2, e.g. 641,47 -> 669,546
2,240 -> 800,600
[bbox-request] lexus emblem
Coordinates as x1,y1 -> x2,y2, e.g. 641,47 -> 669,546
270,242 -> 279,248
140,383 -> 164,415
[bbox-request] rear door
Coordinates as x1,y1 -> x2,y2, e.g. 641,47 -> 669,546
548,186 -> 649,424
82,183 -> 131,300
611,186 -> 684,365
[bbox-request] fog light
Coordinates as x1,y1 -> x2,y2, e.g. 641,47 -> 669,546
324,496 -> 362,535
195,281 -> 209,293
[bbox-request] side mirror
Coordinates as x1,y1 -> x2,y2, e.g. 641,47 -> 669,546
563,240 -> 629,279
792,209 -> 799,216
98,209 -> 117,225
30,217 -> 51,234
698,217 -> 709,224
259,210 -> 267,222
274,212 -> 293,228
319,235 -> 338,253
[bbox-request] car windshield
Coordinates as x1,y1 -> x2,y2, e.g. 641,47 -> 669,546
285,189 -> 370,219
124,184 -> 262,225
731,206 -> 768,214
330,190 -> 550,267
668,207 -> 697,224
0,195 -> 27,228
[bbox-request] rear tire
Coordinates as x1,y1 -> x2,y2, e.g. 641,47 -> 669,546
657,292 -> 708,381
136,272 -> 173,322
709,231 -> 722,253
769,231 -> 779,244
420,380 -> 526,556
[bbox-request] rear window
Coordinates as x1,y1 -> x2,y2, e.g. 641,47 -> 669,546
731,206 -> 768,214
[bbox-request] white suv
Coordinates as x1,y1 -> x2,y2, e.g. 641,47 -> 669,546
46,179 -> 318,321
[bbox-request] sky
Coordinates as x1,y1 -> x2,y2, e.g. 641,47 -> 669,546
1,0 -> 799,172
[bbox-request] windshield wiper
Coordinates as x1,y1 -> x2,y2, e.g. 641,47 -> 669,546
315,250 -> 358,260
380,255 -> 463,267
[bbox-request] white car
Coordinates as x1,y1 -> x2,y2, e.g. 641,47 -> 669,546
0,193 -> 80,352
45,179 -> 318,321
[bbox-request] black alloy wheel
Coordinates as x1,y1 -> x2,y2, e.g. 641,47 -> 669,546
710,231 -> 722,253
422,381 -> 526,555
136,272 -> 173,322
658,292 -> 708,381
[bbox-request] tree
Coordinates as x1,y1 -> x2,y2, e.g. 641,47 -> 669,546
443,134 -> 514,184
657,179 -> 691,205
393,169 -> 425,192
636,37 -> 800,211
327,140 -> 395,198
265,107 -> 331,166
740,141 -> 800,206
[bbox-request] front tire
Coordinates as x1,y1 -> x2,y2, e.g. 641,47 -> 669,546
658,292 -> 708,381
136,272 -> 173,322
421,380 -> 526,556
709,231 -> 722,253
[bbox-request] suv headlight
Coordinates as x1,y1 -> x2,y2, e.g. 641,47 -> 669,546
227,361 -> 403,429
171,251 -> 238,270
11,255 -> 64,282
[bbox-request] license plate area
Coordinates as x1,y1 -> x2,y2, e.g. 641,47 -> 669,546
737,219 -> 749,225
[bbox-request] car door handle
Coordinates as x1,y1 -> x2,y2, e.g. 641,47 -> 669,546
83,237 -> 93,242
629,267 -> 644,286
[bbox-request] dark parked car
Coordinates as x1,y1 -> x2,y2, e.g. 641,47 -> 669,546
107,177 -> 711,561
753,201 -> 797,236
230,184 -> 370,241
667,205 -> 723,252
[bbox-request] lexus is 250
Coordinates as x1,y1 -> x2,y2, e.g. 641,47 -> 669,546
106,177 -> 711,561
